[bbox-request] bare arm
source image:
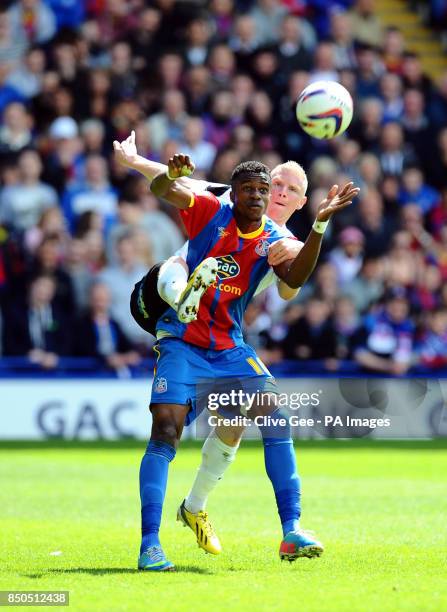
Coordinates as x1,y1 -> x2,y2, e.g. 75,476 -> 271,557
273,183 -> 360,289
150,154 -> 196,210
113,130 -> 201,188
278,280 -> 300,300
267,239 -> 304,300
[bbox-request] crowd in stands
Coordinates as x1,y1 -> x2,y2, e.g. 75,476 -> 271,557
0,0 -> 447,376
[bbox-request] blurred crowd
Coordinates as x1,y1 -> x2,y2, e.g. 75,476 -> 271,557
0,0 -> 446,376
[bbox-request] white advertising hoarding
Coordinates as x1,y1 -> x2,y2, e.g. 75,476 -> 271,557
0,378 -> 446,440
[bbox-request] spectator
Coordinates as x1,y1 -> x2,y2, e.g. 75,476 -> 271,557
184,65 -> 213,116
309,41 -> 338,83
183,16 -> 213,68
8,0 -> 56,45
329,226 -> 365,287
351,98 -> 383,152
401,89 -> 432,167
109,40 -> 138,102
348,0 -> 384,48
203,90 -> 240,149
46,0 -> 85,30
277,14 -> 313,74
29,233 -> 75,312
244,90 -> 277,152
61,154 -> 118,235
333,295 -> 361,359
74,281 -> 141,370
3,273 -> 71,367
107,196 -> 183,264
379,72 -> 404,122
209,0 -> 234,42
344,256 -> 385,313
80,118 -> 106,157
249,0 -> 288,45
354,43 -> 383,99
357,188 -> 394,257
44,115 -> 83,193
401,52 -> 433,98
354,287 -> 414,376
381,26 -> 405,75
63,237 -> 92,310
207,44 -> 236,87
5,44 -> 46,99
0,8 -> 27,69
0,101 -> 33,155
147,89 -> 189,153
382,230 -> 422,288
24,205 -> 67,255
231,73 -> 256,118
282,296 -> 338,362
377,122 -> 417,177
229,15 -> 260,71
357,152 -> 382,189
126,6 -> 160,69
0,149 -> 58,232
178,117 -> 217,174
398,167 -> 440,215
99,232 -> 148,344
330,9 -> 357,71
418,308 -> 447,370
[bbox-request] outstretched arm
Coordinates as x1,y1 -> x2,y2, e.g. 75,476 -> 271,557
274,182 -> 360,289
113,131 -> 201,188
150,153 -> 196,209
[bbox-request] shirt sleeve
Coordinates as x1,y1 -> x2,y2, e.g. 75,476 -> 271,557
179,192 -> 223,239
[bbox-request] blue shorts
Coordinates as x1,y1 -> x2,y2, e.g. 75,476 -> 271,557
150,337 -> 277,425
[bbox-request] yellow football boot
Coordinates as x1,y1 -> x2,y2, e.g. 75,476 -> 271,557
177,500 -> 222,555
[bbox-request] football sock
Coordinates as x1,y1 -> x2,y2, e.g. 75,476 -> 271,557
185,434 -> 239,514
157,260 -> 188,311
139,440 -> 176,553
258,409 -> 301,536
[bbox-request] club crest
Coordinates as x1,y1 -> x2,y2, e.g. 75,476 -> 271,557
154,377 -> 168,393
255,239 -> 270,257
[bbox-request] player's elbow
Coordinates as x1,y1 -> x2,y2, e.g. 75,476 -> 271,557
279,285 -> 300,300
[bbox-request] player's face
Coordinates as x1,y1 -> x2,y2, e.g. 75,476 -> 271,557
268,168 -> 307,225
231,173 -> 270,222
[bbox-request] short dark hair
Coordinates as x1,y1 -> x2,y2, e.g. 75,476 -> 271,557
230,161 -> 271,186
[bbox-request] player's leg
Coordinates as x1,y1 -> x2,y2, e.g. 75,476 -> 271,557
252,394 -> 324,560
138,402 -> 189,572
158,255 -> 218,323
157,256 -> 189,310
138,337 -> 195,571
178,422 -> 244,554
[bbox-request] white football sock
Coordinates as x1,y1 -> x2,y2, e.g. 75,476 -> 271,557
157,260 -> 188,311
185,435 -> 239,514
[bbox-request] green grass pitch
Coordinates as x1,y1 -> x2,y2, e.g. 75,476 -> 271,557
1,439 -> 446,611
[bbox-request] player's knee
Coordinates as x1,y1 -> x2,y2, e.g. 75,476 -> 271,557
151,418 -> 180,447
215,425 -> 243,447
258,409 -> 291,441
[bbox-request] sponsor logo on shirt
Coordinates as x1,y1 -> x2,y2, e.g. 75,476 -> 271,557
216,255 -> 240,280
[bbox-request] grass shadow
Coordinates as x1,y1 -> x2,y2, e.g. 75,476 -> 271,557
23,565 -> 213,577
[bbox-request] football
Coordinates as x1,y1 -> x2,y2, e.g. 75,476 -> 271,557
296,81 -> 353,139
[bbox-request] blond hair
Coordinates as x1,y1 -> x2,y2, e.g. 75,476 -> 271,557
272,160 -> 308,195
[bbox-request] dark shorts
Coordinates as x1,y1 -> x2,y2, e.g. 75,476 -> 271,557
129,262 -> 168,337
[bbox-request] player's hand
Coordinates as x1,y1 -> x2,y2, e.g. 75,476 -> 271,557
113,130 -> 138,167
268,238 -> 304,266
167,154 -> 195,179
316,182 -> 360,222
